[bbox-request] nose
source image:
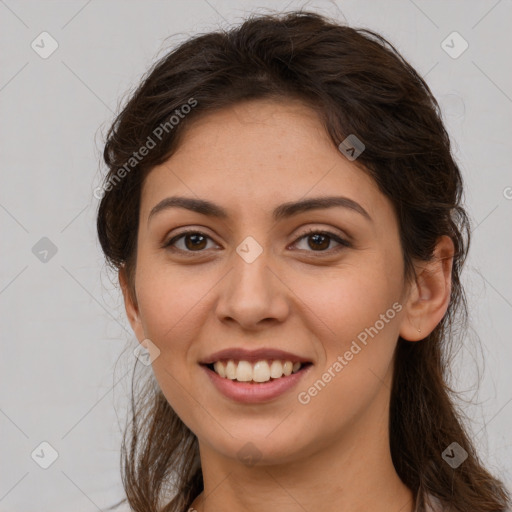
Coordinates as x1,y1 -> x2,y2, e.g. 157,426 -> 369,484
214,247 -> 290,330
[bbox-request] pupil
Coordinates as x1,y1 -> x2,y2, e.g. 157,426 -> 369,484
186,234 -> 207,250
309,234 -> 328,250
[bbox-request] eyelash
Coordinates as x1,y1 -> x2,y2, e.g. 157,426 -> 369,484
162,228 -> 351,257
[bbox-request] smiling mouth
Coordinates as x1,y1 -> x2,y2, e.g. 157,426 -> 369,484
203,359 -> 313,384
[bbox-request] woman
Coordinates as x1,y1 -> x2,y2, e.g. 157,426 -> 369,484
96,10 -> 511,512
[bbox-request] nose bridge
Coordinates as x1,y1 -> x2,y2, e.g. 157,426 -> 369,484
215,235 -> 289,327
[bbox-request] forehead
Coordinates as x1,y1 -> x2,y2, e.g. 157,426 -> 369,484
140,99 -> 393,228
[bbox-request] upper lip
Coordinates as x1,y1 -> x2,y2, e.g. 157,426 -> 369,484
200,348 -> 312,365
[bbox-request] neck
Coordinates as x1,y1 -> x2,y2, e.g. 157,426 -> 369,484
189,383 -> 414,512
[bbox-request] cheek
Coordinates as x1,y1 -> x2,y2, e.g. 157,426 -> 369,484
295,285 -> 402,433
290,261 -> 404,411
134,265 -> 208,426
291,261 -> 402,346
135,250 -> 205,335
134,257 -> 222,384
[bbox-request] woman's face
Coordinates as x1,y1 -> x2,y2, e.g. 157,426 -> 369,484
122,98 -> 416,465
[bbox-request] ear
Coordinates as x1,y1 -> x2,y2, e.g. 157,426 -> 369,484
119,266 -> 145,342
399,235 -> 454,341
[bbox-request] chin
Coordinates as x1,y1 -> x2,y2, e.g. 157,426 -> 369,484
203,426 -> 314,467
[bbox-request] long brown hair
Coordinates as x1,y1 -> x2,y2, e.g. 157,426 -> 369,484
97,11 -> 511,512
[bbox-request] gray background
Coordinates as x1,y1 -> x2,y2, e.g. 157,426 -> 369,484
1,0 -> 511,510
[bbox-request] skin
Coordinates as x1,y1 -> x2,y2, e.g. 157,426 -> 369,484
119,98 -> 454,512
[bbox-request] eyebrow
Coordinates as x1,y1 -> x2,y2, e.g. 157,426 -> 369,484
147,195 -> 372,225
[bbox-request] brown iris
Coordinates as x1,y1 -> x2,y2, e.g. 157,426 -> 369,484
307,233 -> 330,251
184,233 -> 208,251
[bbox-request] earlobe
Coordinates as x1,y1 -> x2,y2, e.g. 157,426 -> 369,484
399,235 -> 454,342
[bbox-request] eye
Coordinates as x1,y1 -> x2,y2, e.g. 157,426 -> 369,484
162,230 -> 218,254
291,228 -> 351,254
162,228 -> 351,256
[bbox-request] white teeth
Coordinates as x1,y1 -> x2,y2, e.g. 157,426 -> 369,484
253,361 -> 270,382
270,360 -> 283,378
283,361 -> 293,376
236,361 -> 253,382
225,360 -> 237,380
213,361 -> 226,378
211,359 -> 305,382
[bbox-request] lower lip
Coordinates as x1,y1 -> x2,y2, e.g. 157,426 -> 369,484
201,364 -> 312,404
